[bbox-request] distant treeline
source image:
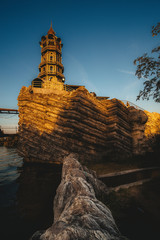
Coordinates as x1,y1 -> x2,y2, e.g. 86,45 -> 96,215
0,134 -> 18,147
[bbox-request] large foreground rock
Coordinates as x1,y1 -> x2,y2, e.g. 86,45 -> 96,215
30,154 -> 126,240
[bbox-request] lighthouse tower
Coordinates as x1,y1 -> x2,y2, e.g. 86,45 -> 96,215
32,23 -> 65,90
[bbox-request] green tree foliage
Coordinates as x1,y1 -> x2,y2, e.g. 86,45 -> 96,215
134,23 -> 160,102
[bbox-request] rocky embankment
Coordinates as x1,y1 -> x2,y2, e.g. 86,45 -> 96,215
18,86 -> 149,163
30,154 -> 126,240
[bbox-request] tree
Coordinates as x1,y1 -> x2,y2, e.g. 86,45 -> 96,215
0,127 -> 4,136
134,23 -> 160,102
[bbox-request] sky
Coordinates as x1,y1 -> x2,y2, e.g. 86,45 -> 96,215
0,0 -> 160,132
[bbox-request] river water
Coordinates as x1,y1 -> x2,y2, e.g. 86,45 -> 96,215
0,146 -> 160,240
0,146 -> 62,240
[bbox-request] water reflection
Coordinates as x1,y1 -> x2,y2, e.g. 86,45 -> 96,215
0,147 -> 61,240
0,147 -> 23,185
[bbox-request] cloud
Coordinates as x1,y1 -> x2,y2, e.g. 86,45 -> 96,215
117,69 -> 148,80
115,69 -> 141,100
65,52 -> 101,94
117,69 -> 135,75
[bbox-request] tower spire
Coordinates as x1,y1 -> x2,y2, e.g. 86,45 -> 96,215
47,21 -> 55,35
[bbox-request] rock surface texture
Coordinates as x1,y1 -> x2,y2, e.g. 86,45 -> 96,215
18,86 -> 152,163
144,111 -> 160,137
30,154 -> 125,240
128,106 -> 148,154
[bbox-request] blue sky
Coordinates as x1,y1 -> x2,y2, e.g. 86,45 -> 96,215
0,0 -> 160,131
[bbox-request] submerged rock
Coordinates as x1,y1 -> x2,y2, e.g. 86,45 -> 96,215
30,154 -> 126,240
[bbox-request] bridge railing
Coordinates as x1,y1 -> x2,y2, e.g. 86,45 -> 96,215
0,108 -> 19,114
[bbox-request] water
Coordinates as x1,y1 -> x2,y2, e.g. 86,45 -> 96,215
0,146 -> 159,240
0,147 -> 62,240
0,147 -> 23,186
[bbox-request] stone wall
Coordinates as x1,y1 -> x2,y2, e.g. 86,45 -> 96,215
18,86 -> 149,163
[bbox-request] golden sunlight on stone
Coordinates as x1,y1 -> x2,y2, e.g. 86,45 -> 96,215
144,111 -> 160,137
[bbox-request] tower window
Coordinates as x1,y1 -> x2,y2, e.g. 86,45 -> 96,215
48,34 -> 54,39
41,36 -> 46,41
32,78 -> 43,88
49,41 -> 54,45
50,66 -> 53,72
43,67 -> 45,71
50,56 -> 53,61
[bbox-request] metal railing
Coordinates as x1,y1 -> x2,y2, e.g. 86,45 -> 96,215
120,100 -> 145,111
63,85 -> 75,92
64,84 -> 81,92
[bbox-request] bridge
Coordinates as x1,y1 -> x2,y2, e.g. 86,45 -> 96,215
0,108 -> 19,114
0,108 -> 19,135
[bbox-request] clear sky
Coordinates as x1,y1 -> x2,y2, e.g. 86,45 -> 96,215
0,0 -> 160,131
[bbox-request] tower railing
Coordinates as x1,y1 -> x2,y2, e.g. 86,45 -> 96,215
56,72 -> 64,78
41,46 -> 61,54
63,85 -> 75,92
39,60 -> 63,67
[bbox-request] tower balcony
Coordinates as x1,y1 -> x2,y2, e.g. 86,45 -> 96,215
38,71 -> 47,77
55,61 -> 63,67
39,62 -> 46,68
38,71 -> 64,78
56,72 -> 64,78
48,71 -> 64,78
41,46 -> 61,54
39,61 -> 63,68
